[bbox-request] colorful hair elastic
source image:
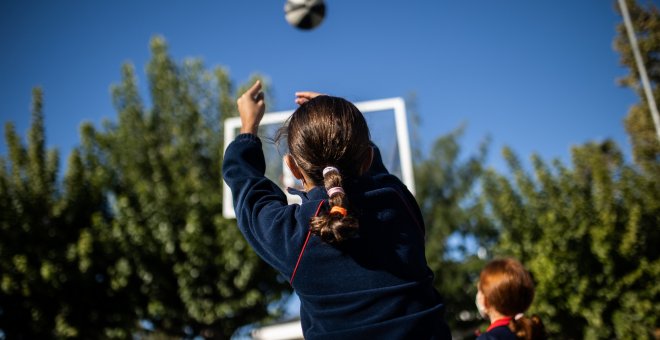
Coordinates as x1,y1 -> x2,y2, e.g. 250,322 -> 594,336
330,206 -> 347,217
327,187 -> 345,197
322,166 -> 340,177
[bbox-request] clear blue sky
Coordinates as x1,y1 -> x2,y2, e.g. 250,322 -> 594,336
2,0 -> 657,173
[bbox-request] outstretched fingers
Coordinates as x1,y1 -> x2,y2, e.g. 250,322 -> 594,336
237,80 -> 266,135
246,80 -> 262,99
295,91 -> 323,105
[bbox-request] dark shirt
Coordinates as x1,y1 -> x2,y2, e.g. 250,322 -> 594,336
476,325 -> 517,340
222,134 -> 451,339
477,317 -> 516,340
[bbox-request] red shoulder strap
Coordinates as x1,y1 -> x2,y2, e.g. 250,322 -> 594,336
289,199 -> 325,285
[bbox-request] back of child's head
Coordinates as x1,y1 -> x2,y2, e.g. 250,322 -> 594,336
279,95 -> 372,244
479,258 -> 547,340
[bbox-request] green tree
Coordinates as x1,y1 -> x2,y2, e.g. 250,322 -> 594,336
476,2 -> 660,338
0,88 -> 139,338
482,140 -> 659,339
82,36 -> 286,338
414,126 -> 496,333
1,37 -> 288,339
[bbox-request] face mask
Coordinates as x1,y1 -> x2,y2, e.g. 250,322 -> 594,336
475,290 -> 488,319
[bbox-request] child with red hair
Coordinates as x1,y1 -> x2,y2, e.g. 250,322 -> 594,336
475,258 -> 546,340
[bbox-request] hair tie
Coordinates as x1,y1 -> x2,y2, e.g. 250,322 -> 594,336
327,187 -> 344,197
322,166 -> 340,177
514,313 -> 524,320
329,206 -> 347,217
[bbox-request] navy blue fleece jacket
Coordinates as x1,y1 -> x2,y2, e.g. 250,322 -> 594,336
222,133 -> 451,339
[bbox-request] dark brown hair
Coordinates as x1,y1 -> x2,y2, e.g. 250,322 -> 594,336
277,95 -> 371,244
479,258 -> 547,340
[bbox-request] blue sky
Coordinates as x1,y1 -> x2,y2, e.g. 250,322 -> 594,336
2,0 -> 658,173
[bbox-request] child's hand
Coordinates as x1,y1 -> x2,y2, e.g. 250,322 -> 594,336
238,80 -> 266,135
295,91 -> 323,105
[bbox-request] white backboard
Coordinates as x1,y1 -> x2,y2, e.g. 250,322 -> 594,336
223,97 -> 414,218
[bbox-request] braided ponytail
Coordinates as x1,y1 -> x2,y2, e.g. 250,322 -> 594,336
310,167 -> 359,244
277,95 -> 371,244
508,314 -> 547,340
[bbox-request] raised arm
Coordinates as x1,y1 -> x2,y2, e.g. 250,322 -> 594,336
224,81 -> 307,275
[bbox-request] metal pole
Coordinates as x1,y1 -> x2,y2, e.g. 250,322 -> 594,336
618,0 -> 660,143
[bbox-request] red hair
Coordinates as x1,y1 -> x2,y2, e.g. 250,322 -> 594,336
479,258 -> 547,340
479,258 -> 534,316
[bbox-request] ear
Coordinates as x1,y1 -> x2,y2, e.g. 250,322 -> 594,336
359,147 -> 374,175
481,294 -> 490,310
284,154 -> 304,180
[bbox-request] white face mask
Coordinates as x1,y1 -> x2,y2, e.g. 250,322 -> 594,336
475,290 -> 488,319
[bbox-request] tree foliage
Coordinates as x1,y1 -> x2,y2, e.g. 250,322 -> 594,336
482,141 -> 659,339
0,88 -> 138,338
0,37 -> 286,339
417,2 -> 660,339
414,126 -> 495,332
476,2 -> 660,338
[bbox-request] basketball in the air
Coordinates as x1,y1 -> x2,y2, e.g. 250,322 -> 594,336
284,0 -> 326,30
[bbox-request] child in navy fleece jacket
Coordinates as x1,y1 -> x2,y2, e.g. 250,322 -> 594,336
222,81 -> 451,339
